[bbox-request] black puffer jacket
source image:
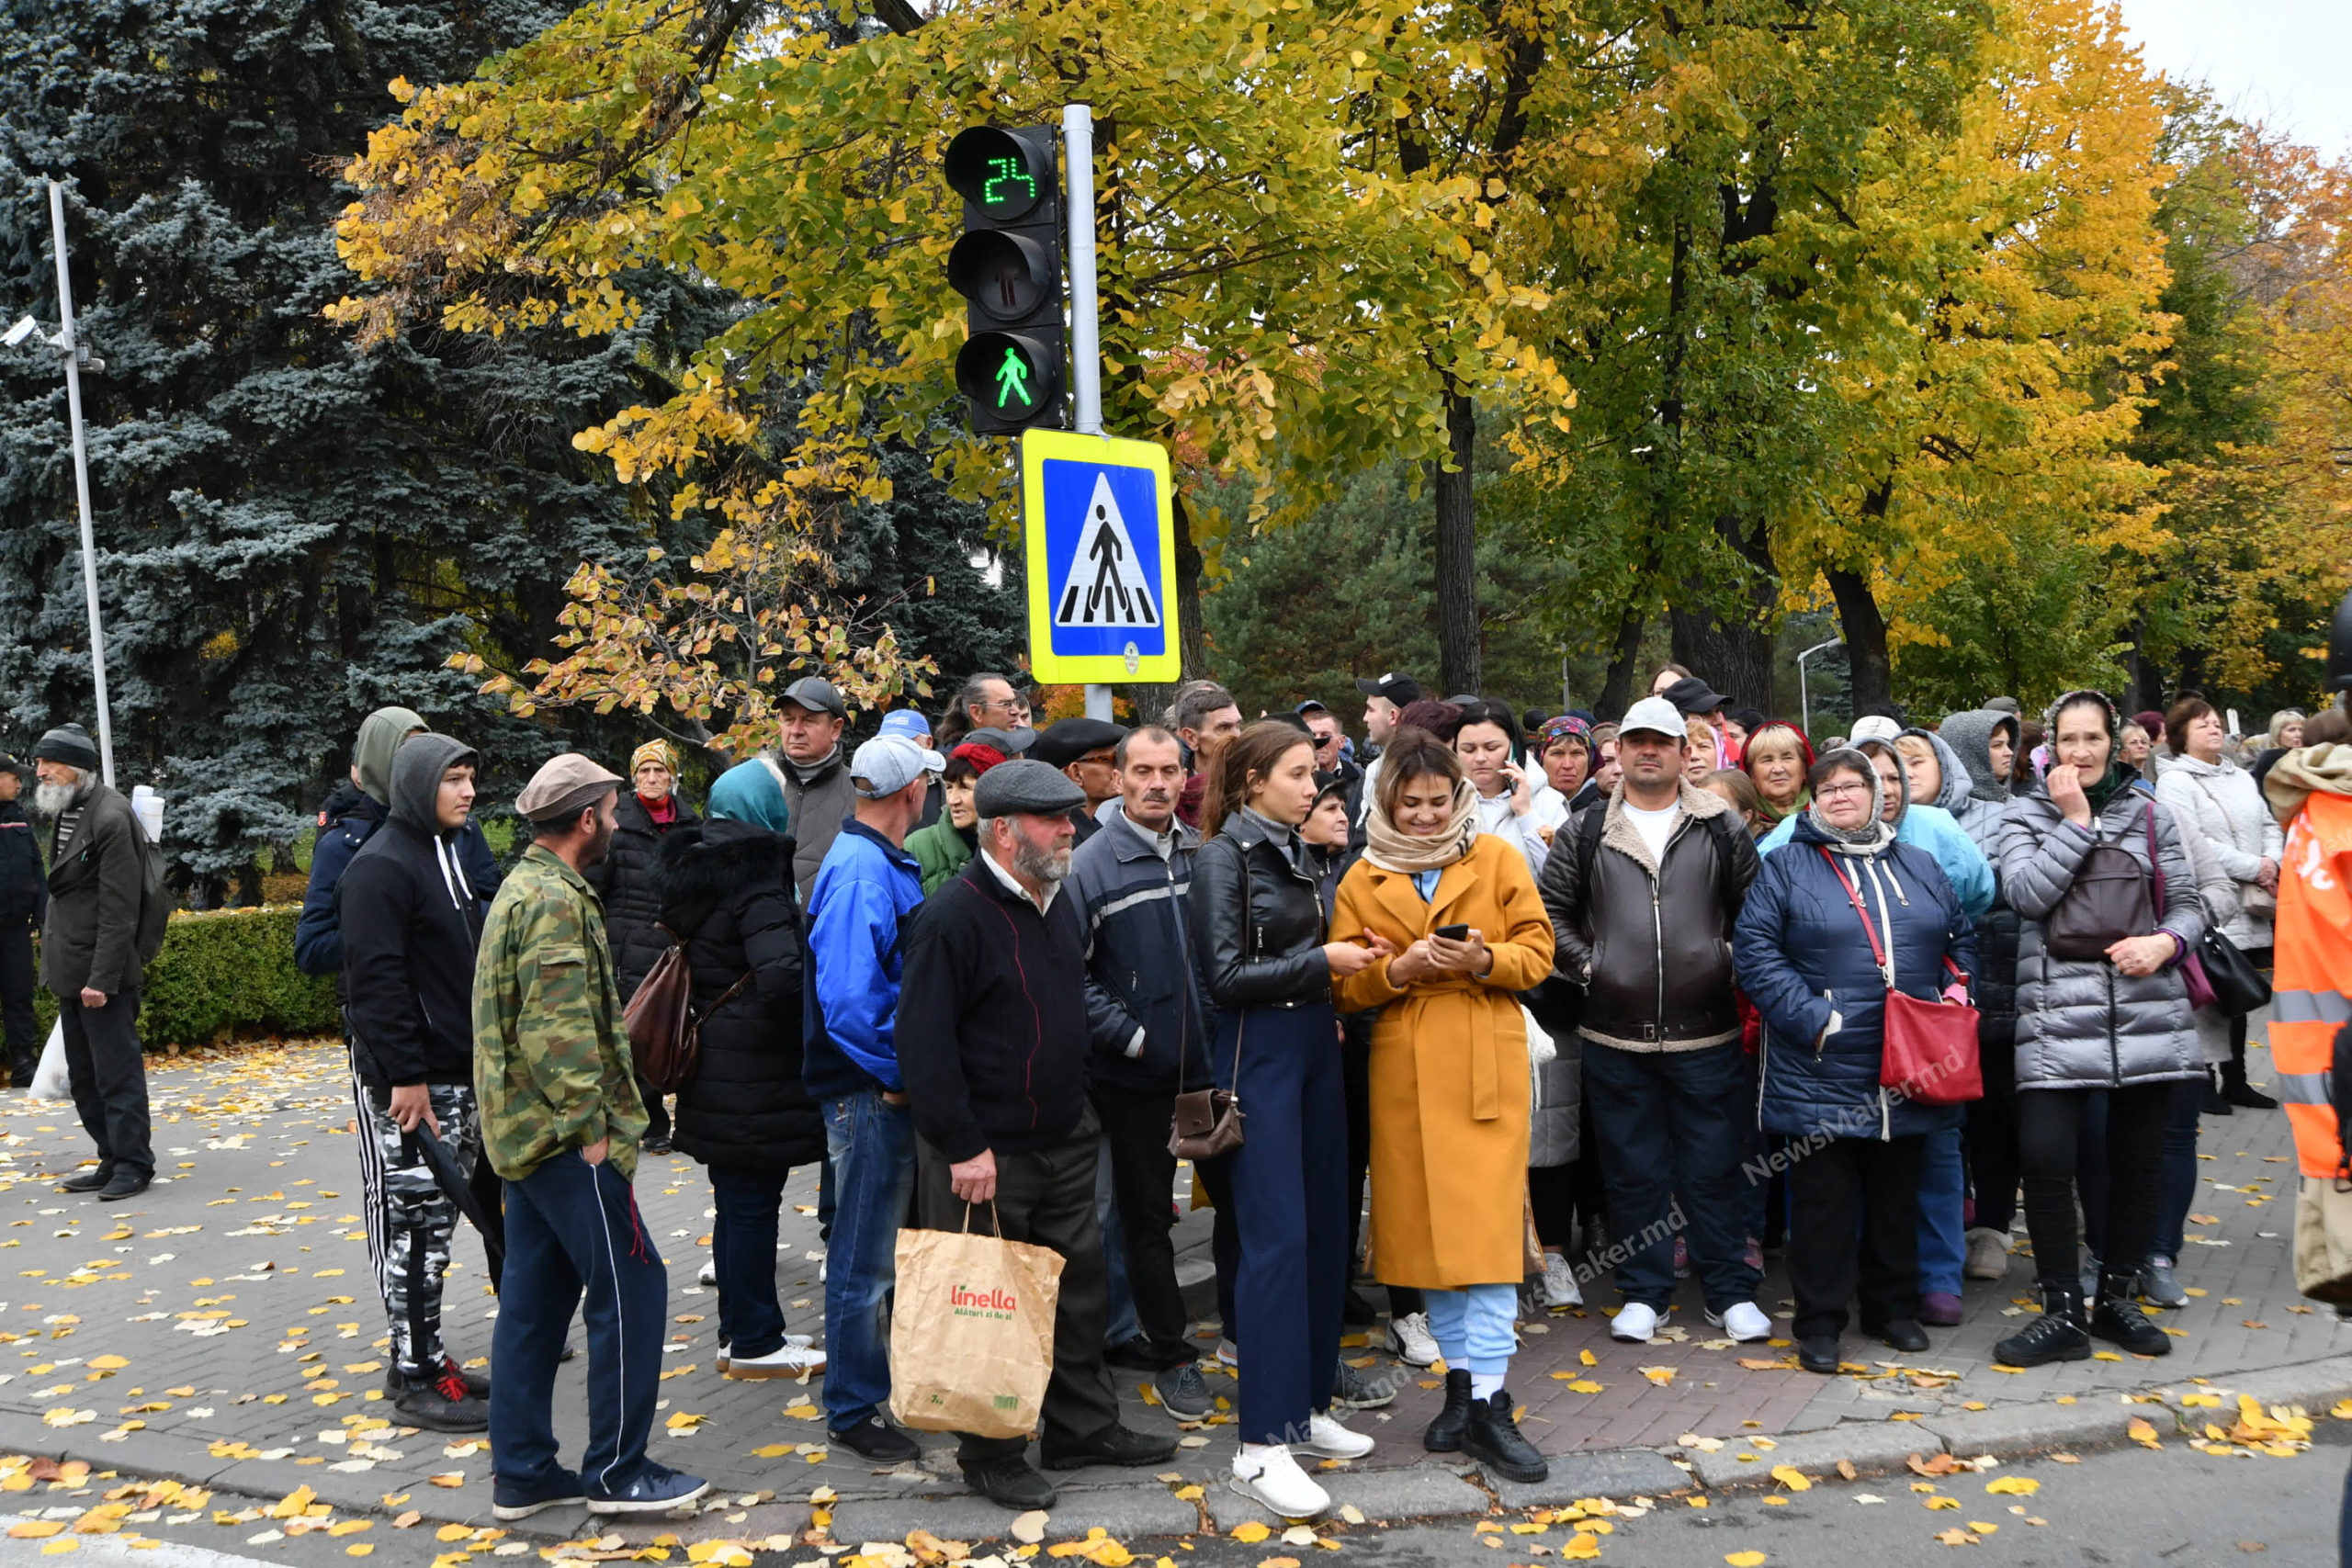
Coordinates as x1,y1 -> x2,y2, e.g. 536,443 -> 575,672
1188,808 -> 1332,1011
594,791 -> 701,1002
625,821 -> 821,1173
1938,709 -> 2023,1047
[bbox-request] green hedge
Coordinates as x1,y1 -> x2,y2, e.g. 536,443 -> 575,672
34,905 -> 340,1050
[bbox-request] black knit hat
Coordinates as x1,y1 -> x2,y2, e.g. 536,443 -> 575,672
31,724 -> 99,772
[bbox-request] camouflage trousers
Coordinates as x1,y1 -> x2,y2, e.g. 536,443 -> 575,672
352,1075 -> 481,1383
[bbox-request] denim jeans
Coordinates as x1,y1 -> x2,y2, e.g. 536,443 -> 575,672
820,1090 -> 914,1431
1915,1125 -> 1966,1295
1583,1040 -> 1760,1313
1096,1133 -> 1142,1348
708,1165 -> 789,1360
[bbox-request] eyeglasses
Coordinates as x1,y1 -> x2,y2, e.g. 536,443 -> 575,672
1816,781 -> 1871,800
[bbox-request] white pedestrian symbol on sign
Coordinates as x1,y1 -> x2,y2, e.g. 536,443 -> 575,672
1054,473 -> 1159,628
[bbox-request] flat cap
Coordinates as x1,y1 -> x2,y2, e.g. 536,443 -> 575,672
962,725 -> 1036,756
1029,717 -> 1128,769
973,759 -> 1087,818
517,752 -> 624,824
779,676 -> 846,719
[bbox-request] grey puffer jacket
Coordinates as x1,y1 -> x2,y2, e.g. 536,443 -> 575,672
1998,782 -> 2206,1090
1937,710 -> 2021,1046
2153,753 -> 2280,950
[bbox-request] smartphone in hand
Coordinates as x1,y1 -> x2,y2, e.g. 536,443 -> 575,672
1432,923 -> 1471,942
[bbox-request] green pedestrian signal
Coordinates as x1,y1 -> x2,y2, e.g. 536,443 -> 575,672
995,345 -> 1035,409
944,125 -> 1067,435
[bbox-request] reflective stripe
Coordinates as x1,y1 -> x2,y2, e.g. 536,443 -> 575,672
2278,1071 -> 2334,1107
2271,988 -> 2352,1025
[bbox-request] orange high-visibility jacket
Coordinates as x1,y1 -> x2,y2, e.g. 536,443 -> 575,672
2275,790 -> 2352,1178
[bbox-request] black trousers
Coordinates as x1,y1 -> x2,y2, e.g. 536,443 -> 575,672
0,922 -> 35,1086
1089,1081 -> 1192,1355
2219,946 -> 2273,1095
2018,1081 -> 2168,1289
1964,1027 -> 2020,1235
1785,1134 -> 1925,1340
60,990 -> 151,1179
1340,1032 -> 1422,1316
914,1116 -> 1120,1467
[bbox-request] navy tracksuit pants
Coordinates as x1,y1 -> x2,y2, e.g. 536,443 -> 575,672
490,1150 -> 666,1498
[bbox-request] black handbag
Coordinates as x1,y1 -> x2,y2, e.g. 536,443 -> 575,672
2195,926 -> 2271,1016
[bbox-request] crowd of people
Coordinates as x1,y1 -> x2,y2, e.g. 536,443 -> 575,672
6,646 -> 2343,1528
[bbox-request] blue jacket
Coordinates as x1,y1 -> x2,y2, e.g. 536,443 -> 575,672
1735,814 -> 1978,1141
294,793 -> 501,977
803,819 -> 923,1100
1066,810 -> 1212,1096
1758,798 -> 1993,920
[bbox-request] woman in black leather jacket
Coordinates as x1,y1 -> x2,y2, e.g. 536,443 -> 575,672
1188,723 -> 1388,1520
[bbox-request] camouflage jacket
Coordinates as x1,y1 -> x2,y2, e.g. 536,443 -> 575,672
473,844 -> 646,1182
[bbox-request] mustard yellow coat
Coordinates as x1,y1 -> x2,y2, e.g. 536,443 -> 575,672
1329,835 -> 1556,1289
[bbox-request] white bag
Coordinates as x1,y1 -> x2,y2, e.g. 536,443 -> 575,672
1521,1003 -> 1558,1066
28,1021 -> 68,1101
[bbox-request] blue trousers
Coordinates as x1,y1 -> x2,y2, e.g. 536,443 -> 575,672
1220,1002 -> 1347,1446
820,1090 -> 914,1430
1583,1040 -> 1760,1313
1916,1125 -> 1966,1295
1424,1283 -> 1518,1378
1098,1133 -> 1142,1347
708,1164 -> 789,1359
490,1151 -> 667,1498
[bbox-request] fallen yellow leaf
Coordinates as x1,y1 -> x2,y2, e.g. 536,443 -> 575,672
1770,1466 -> 1811,1492
1984,1476 -> 2038,1495
1726,1554 -> 1768,1567
1230,1523 -> 1271,1544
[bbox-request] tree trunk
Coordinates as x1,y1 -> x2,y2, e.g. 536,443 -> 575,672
1825,565 -> 1894,716
1667,513 -> 1779,708
1431,385 -> 1479,696
1598,606 -> 1645,718
2121,622 -> 2163,716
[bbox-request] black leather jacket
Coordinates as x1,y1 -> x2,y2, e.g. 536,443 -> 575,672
1189,810 -> 1331,1010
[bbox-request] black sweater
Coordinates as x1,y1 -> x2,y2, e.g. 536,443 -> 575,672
897,856 -> 1091,1163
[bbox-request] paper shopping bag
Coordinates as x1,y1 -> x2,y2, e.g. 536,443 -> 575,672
2296,1177 -> 2352,1305
888,1214 -> 1066,1438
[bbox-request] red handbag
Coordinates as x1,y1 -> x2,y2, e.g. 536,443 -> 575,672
1818,848 -> 1984,1106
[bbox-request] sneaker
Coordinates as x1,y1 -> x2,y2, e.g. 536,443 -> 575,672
55,1165 -> 112,1193
1229,1445 -> 1328,1521
2139,1255 -> 2188,1308
1216,1338 -> 1239,1368
964,1456 -> 1056,1509
722,1342 -> 826,1379
492,1472 -> 584,1522
641,1134 -> 673,1156
1610,1303 -> 1659,1344
1993,1286 -> 2092,1369
1918,1292 -> 1965,1327
1704,1302 -> 1772,1343
1301,1411 -> 1375,1460
696,1259 -> 717,1287
2089,1274 -> 2170,1356
96,1168 -> 151,1201
388,1357 -> 490,1401
829,1412 -> 919,1461
585,1464 -> 707,1515
393,1366 -> 490,1433
1154,1362 -> 1214,1418
1540,1253 -> 1582,1309
1039,1423 -> 1178,1471
716,1332 -> 812,1373
1963,1227 -> 2011,1280
1330,1359 -> 1395,1410
1386,1312 -> 1439,1368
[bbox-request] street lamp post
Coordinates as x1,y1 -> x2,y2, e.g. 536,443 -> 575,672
1797,637 -> 1843,739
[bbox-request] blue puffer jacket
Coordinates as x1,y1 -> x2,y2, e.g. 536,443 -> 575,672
1736,810 -> 1978,1142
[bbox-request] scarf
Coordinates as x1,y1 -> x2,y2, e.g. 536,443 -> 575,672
2264,739 -> 2352,825
1758,789 -> 1809,825
1363,774 -> 1480,874
2080,759 -> 2141,816
1804,748 -> 1896,855
639,791 -> 678,828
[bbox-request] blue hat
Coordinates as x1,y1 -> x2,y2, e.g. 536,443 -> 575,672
706,760 -> 791,836
877,709 -> 931,742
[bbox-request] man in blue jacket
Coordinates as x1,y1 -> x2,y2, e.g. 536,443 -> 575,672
804,735 -> 940,1463
1066,727 -> 1213,1417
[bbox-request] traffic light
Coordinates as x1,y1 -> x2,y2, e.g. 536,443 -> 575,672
944,125 -> 1066,435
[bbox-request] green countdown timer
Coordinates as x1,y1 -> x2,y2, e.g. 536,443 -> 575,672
945,127 -> 1051,219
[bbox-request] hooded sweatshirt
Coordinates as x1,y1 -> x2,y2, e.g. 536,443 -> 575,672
1936,709 -> 2023,1044
354,706 -> 427,807
336,734 -> 490,1091
1935,710 -> 2017,855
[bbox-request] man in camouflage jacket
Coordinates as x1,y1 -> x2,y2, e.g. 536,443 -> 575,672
473,754 -> 707,1520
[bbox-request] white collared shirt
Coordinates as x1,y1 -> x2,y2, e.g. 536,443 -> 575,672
980,844 -> 1059,915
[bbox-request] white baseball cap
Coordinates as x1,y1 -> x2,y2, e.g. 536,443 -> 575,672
1849,715 -> 1903,744
1617,696 -> 1689,741
851,735 -> 945,799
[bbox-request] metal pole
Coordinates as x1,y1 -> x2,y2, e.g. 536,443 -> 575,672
1061,103 -> 1101,438
1795,637 -> 1842,740
49,181 -> 114,787
1560,648 -> 1571,716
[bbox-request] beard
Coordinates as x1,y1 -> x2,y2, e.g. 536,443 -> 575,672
1012,833 -> 1072,886
34,780 -> 83,818
582,815 -> 616,868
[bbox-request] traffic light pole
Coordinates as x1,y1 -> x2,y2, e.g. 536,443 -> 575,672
1062,104 -> 1115,724
49,181 -> 115,788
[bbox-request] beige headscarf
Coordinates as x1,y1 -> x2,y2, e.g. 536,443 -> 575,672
1363,773 -> 1480,874
2264,739 -> 2352,826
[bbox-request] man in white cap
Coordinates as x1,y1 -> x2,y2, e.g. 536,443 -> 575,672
1535,697 -> 1768,1349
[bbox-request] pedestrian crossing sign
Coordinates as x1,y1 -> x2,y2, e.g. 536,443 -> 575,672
1019,429 -> 1181,682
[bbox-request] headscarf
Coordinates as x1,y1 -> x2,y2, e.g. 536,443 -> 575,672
1851,738 -> 1911,831
1740,721 -> 1815,822
629,739 -> 677,777
1363,773 -> 1480,874
1535,715 -> 1591,752
706,759 -> 791,835
950,740 -> 1008,775
1804,747 -> 1895,855
2044,689 -> 2139,816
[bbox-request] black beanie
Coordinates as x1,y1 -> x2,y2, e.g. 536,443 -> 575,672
31,724 -> 99,772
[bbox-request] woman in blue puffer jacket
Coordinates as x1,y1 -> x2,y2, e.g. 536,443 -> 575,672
1735,749 -> 1977,1375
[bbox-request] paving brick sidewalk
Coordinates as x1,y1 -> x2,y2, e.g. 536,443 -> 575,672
0,1032 -> 2337,1549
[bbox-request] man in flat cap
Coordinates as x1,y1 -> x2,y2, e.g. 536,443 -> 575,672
0,753 -> 42,1089
770,676 -> 854,906
897,759 -> 1178,1510
32,724 -> 152,1200
338,730 -> 493,1430
476,753 -> 707,1518
1030,717 -> 1127,845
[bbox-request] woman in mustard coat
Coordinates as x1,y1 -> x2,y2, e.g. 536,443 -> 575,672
1329,728 -> 1556,1484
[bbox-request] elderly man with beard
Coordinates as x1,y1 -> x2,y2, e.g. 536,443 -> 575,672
897,759 -> 1178,1509
31,725 -> 151,1200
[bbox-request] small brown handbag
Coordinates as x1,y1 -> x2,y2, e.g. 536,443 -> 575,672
1170,846 -> 1250,1160
623,924 -> 749,1094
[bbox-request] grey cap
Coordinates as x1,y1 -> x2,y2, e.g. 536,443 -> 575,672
963,725 -> 1036,755
779,676 -> 846,719
973,759 -> 1087,818
850,735 -> 945,800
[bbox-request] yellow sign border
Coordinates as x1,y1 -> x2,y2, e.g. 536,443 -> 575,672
1019,430 -> 1181,684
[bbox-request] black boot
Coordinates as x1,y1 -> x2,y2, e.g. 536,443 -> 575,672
1992,1282 -> 2091,1368
1464,1391 -> 1547,1483
2090,1270 -> 2171,1356
2221,1048 -> 2278,1109
1422,1369 -> 1473,1453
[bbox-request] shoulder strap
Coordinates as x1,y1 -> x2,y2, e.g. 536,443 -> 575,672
1816,846 -> 1889,977
1574,803 -> 1607,889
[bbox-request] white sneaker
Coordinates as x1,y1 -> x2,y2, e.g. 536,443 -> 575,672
1705,1301 -> 1772,1343
721,1342 -> 827,1379
1386,1311 -> 1439,1368
1963,1227 -> 2011,1280
696,1259 -> 717,1287
1542,1252 -> 1583,1308
1302,1411 -> 1375,1460
1229,1445 -> 1329,1520
1610,1302 -> 1659,1344
1216,1338 -> 1239,1368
